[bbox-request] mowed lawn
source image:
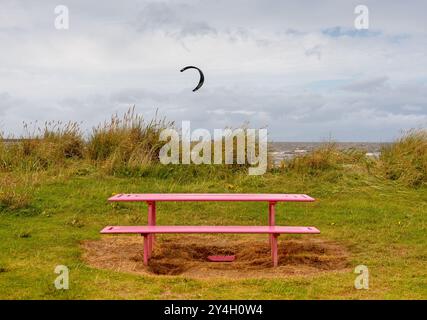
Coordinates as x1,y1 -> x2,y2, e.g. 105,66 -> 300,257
0,169 -> 426,299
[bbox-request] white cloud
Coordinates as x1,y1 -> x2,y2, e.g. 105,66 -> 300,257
0,0 -> 426,140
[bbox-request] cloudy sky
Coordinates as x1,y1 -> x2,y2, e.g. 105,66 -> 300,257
0,0 -> 426,141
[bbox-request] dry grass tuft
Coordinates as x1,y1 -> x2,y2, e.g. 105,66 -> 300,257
87,106 -> 173,174
0,174 -> 34,211
285,143 -> 368,175
379,129 -> 427,187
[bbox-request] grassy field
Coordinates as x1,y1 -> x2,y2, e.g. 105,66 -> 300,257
0,165 -> 425,299
0,111 -> 425,299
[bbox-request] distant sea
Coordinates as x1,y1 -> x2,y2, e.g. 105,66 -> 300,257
269,142 -> 390,165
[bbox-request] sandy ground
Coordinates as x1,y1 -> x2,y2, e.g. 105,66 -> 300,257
82,235 -> 350,279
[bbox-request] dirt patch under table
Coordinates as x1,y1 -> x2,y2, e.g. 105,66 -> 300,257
82,234 -> 350,279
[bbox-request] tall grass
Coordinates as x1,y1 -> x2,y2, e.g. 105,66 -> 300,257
87,106 -> 173,174
0,121 -> 84,171
0,107 -> 425,188
283,143 -> 368,175
379,129 -> 427,187
0,107 -> 173,174
0,173 -> 35,213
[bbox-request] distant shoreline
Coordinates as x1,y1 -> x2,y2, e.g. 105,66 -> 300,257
270,142 -> 390,163
270,141 -> 389,152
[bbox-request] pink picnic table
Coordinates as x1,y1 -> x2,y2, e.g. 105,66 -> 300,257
107,193 -> 315,263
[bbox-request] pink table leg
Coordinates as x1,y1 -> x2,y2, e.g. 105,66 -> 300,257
147,201 -> 156,258
271,233 -> 279,267
143,234 -> 149,266
268,201 -> 276,245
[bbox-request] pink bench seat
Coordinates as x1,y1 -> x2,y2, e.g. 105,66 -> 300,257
101,225 -> 320,234
100,225 -> 320,266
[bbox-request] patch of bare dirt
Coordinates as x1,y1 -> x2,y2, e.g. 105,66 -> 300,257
82,235 -> 350,278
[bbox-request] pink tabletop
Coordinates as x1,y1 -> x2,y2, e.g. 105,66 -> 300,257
108,193 -> 315,202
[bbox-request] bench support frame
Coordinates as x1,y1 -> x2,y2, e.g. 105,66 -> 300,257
140,200 -> 282,267
268,201 -> 276,245
142,232 -> 281,267
147,201 -> 156,259
143,234 -> 149,265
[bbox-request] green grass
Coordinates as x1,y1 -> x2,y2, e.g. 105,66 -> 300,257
0,167 -> 425,299
0,112 -> 425,299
